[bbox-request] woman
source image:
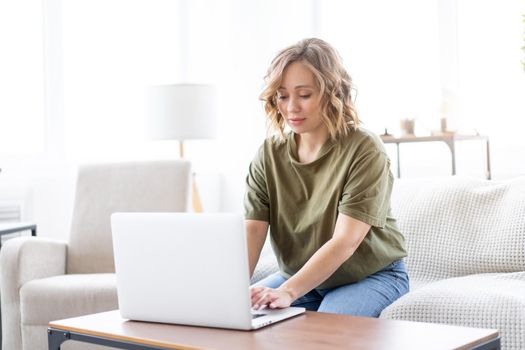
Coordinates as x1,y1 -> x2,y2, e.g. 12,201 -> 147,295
244,38 -> 409,317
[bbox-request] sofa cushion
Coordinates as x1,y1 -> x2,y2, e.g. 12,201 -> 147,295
380,272 -> 525,350
391,176 -> 525,286
251,239 -> 279,284
20,273 -> 117,325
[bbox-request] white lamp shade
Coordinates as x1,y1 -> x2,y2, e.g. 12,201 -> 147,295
146,84 -> 217,140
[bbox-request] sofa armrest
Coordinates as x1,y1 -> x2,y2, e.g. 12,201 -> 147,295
0,236 -> 67,350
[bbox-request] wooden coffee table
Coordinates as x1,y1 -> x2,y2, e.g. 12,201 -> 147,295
48,310 -> 500,350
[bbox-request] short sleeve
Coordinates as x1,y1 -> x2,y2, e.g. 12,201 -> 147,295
338,148 -> 393,228
244,144 -> 270,222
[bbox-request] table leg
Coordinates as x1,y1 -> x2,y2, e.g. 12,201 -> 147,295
48,327 -> 170,350
48,329 -> 67,350
443,140 -> 456,175
396,143 -> 401,178
470,337 -> 500,350
485,139 -> 492,180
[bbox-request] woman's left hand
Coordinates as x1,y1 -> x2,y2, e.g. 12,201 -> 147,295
250,286 -> 294,310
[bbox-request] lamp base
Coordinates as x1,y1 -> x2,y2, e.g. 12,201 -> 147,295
191,173 -> 203,213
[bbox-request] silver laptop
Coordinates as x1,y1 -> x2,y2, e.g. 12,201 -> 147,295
111,212 -> 305,330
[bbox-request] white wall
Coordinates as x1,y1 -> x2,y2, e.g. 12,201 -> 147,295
457,0 -> 525,179
0,167 -> 76,241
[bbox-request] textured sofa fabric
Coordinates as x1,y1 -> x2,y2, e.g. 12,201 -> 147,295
250,239 -> 279,284
379,176 -> 525,350
387,176 -> 525,287
381,272 -> 525,348
252,176 -> 525,350
0,160 -> 191,350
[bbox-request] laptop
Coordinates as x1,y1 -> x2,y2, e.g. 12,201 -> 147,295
111,212 -> 305,330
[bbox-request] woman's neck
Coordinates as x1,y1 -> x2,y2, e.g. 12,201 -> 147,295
295,128 -> 330,164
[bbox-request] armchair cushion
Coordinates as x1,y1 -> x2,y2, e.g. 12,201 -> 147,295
67,161 -> 191,274
20,274 -> 117,350
20,274 -> 117,325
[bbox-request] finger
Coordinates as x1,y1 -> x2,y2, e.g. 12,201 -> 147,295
269,297 -> 286,309
251,287 -> 274,305
262,291 -> 281,308
268,292 -> 291,309
251,293 -> 264,309
251,288 -> 268,305
253,293 -> 272,310
269,300 -> 286,309
253,293 -> 269,307
250,286 -> 265,293
250,287 -> 266,299
268,295 -> 282,309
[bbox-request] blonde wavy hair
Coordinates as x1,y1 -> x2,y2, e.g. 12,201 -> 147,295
260,38 -> 359,141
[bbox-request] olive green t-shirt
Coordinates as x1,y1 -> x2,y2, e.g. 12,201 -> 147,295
244,128 -> 407,289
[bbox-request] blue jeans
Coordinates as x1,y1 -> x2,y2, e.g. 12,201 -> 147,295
252,260 -> 409,317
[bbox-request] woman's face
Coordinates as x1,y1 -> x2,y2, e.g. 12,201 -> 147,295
276,61 -> 325,136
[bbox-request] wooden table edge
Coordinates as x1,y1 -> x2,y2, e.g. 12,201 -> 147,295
48,322 -> 205,350
49,311 -> 500,350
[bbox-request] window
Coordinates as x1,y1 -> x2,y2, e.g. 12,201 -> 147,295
0,0 -> 45,157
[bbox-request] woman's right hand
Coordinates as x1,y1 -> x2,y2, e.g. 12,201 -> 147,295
250,285 -> 294,310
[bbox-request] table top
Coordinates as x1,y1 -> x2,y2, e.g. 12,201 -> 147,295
380,133 -> 489,144
49,310 -> 499,350
0,222 -> 36,235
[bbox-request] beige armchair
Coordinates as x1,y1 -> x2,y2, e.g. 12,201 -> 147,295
0,160 -> 191,350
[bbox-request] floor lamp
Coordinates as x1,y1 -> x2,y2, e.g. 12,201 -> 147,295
146,84 -> 217,212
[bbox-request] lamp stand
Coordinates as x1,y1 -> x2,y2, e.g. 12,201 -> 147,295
179,140 -> 203,213
191,173 -> 203,213
179,141 -> 185,158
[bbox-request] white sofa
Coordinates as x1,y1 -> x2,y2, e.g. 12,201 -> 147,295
252,176 -> 525,350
